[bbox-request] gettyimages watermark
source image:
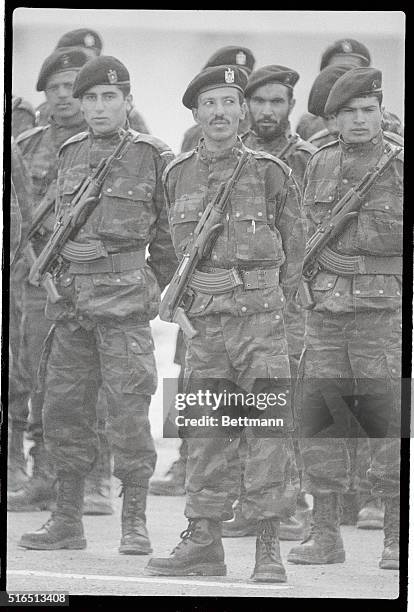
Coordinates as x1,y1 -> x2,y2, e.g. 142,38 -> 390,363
161,377 -> 411,439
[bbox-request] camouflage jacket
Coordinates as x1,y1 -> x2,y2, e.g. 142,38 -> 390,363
303,130 -> 403,314
310,127 -> 404,150
11,141 -> 33,253
46,128 -> 176,324
163,137 -> 305,319
12,95 -> 36,139
241,124 -> 317,193
16,115 -> 88,246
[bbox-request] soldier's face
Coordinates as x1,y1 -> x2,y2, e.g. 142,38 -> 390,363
248,83 -> 295,140
336,96 -> 383,143
80,85 -> 128,135
193,87 -> 246,150
44,70 -> 81,120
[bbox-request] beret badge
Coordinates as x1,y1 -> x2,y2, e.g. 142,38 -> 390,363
372,80 -> 379,89
61,54 -> 70,67
107,69 -> 118,84
224,67 -> 235,84
341,40 -> 353,53
84,33 -> 95,48
236,51 -> 247,65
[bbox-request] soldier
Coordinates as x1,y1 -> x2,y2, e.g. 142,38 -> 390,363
8,49 -> 92,510
36,28 -> 150,134
12,95 -> 36,139
306,63 -> 403,530
180,46 -> 256,153
222,65 -> 317,540
145,65 -> 305,582
18,56 -> 176,554
149,45 -> 256,499
296,38 -> 403,144
287,67 -> 402,570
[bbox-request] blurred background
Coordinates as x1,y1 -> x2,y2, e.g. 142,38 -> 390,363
10,9 -> 406,438
13,9 -> 405,154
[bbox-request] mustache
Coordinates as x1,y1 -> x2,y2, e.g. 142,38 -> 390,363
209,116 -> 230,124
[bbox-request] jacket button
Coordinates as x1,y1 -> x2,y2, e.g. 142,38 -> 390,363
355,289 -> 361,294
275,314 -> 280,320
198,212 -> 202,217
264,302 -> 268,308
107,187 -> 112,192
327,282 -> 333,288
180,213 -> 185,218
147,192 -> 152,198
258,212 -> 263,217
116,278 -> 121,282
241,306 -> 247,312
334,292 -> 340,297
128,190 -> 133,195
385,205 -> 390,210
235,212 -> 240,217
379,289 -> 384,294
342,178 -> 348,184
269,214 -> 273,219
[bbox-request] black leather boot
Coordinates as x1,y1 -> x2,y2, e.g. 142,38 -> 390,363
19,475 -> 86,550
251,519 -> 287,582
288,492 -> 345,564
119,485 -> 152,555
379,497 -> 399,570
145,518 -> 226,576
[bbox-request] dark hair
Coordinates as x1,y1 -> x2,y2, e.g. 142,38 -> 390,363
116,84 -> 131,98
336,91 -> 383,114
246,82 -> 294,102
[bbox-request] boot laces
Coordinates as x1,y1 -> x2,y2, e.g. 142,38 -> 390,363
259,520 -> 278,559
170,519 -> 198,554
120,486 -> 144,535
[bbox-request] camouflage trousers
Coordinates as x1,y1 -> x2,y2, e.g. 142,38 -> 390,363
297,309 -> 401,499
41,320 -> 157,484
182,311 -> 298,522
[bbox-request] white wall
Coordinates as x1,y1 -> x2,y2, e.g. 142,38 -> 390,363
12,9 -> 405,154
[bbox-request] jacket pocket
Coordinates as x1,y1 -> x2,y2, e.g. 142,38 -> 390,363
303,179 -> 337,227
169,197 -> 202,256
354,188 -> 403,255
232,207 -> 284,262
97,179 -> 154,241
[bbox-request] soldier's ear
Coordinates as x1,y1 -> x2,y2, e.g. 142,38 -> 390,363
192,107 -> 200,124
289,97 -> 296,114
240,101 -> 247,120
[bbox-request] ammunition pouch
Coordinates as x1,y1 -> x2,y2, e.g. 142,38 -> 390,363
319,247 -> 402,276
188,266 -> 279,295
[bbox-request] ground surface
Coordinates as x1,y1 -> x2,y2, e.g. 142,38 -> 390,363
7,439 -> 400,599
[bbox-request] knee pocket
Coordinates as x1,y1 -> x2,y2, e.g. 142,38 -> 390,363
122,328 -> 158,396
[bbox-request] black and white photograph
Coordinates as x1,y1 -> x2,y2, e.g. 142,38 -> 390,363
1,7 -> 410,607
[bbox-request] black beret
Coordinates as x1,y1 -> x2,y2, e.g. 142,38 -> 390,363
56,29 -> 103,54
320,39 -> 371,71
308,64 -> 352,116
324,67 -> 382,116
204,46 -> 256,74
36,48 -> 90,92
244,64 -> 299,98
72,56 -> 130,99
182,65 -> 248,109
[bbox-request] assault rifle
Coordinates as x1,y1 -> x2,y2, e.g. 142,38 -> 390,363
23,180 -> 61,302
159,150 -> 250,338
29,128 -> 134,300
297,143 -> 402,310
